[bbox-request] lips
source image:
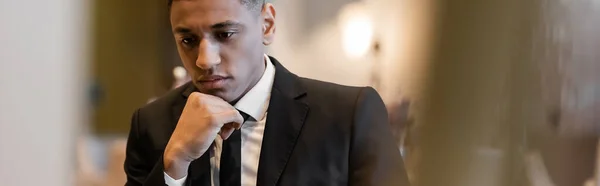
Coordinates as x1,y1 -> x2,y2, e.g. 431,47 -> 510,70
198,75 -> 227,82
197,75 -> 229,89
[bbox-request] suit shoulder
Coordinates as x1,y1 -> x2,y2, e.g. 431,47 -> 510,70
298,77 -> 370,100
297,77 -> 380,111
130,83 -> 190,143
137,82 -> 189,116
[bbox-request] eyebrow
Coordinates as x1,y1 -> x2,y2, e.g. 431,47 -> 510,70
211,20 -> 242,29
173,20 -> 243,34
174,27 -> 192,34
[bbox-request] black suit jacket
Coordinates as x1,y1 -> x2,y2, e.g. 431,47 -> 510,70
124,57 -> 410,186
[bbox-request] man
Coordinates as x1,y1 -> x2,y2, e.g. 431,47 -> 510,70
124,0 -> 410,185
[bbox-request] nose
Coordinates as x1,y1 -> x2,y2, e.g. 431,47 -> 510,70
196,38 -> 221,70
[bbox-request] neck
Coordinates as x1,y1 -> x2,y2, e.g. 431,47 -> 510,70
229,57 -> 267,105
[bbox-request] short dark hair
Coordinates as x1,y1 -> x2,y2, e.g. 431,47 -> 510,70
168,0 -> 265,12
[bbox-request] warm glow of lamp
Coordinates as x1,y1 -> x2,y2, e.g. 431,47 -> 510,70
338,2 -> 374,58
173,66 -> 187,79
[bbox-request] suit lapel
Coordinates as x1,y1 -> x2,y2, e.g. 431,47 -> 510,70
257,57 -> 309,186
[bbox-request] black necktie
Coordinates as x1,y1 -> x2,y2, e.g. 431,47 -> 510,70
219,110 -> 250,186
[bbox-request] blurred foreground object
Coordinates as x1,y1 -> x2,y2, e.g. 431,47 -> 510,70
413,0 -> 600,185
534,0 -> 600,137
584,139 -> 600,186
0,0 -> 89,185
524,151 -> 556,186
412,0 -> 534,185
529,0 -> 600,185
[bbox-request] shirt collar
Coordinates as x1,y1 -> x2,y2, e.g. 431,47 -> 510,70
233,54 -> 275,121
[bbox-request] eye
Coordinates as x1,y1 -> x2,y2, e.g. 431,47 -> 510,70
180,37 -> 197,47
216,32 -> 236,41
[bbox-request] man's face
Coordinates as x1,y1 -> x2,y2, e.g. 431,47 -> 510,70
170,0 -> 275,102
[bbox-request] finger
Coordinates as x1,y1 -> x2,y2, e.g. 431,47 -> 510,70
213,109 -> 244,128
220,125 -> 235,140
187,91 -> 215,103
192,93 -> 237,112
223,122 -> 241,130
232,122 -> 242,130
193,92 -> 231,106
186,92 -> 226,111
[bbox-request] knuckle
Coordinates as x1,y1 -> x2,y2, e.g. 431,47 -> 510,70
232,110 -> 243,121
207,115 -> 220,126
187,96 -> 199,105
187,94 -> 207,108
205,105 -> 216,113
189,92 -> 201,99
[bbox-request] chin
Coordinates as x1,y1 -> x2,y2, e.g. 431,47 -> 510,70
200,88 -> 236,102
213,91 -> 232,101
193,83 -> 242,103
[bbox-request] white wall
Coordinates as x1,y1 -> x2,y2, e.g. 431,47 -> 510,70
0,0 -> 90,185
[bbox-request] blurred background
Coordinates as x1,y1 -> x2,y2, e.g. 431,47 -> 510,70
1,0 -> 600,185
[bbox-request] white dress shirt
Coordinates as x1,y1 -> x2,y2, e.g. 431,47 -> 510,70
164,54 -> 276,186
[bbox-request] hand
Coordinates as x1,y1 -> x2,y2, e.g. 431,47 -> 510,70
163,92 -> 244,179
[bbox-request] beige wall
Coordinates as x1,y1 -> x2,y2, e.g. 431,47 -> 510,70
91,0 -> 172,134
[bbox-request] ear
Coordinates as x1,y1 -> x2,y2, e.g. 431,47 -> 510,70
261,3 -> 276,45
